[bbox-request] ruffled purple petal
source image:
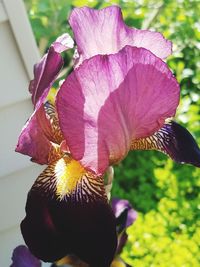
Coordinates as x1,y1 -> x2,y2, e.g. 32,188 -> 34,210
69,6 -> 171,66
56,45 -> 179,174
10,245 -> 41,267
30,33 -> 73,107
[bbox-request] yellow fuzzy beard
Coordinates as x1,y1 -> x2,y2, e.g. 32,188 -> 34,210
55,157 -> 86,199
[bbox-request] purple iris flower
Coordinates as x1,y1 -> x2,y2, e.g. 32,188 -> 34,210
15,5 -> 200,267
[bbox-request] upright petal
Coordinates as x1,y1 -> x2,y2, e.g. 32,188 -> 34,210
69,6 -> 171,66
30,33 -> 74,107
16,33 -> 73,163
131,120 -> 200,167
21,157 -> 117,267
56,46 -> 179,174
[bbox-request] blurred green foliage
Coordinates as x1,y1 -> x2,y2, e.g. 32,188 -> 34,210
24,0 -> 200,266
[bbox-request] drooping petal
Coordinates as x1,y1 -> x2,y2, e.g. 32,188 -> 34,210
69,6 -> 171,67
30,33 -> 74,107
21,157 -> 117,267
15,103 -> 63,165
10,245 -> 41,267
56,45 -> 180,174
131,120 -> 200,167
21,189 -> 68,262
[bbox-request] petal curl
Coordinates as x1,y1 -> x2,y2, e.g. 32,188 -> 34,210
56,46 -> 180,174
30,33 -> 73,107
131,120 -> 200,167
15,103 -> 63,165
69,6 -> 171,66
21,157 -> 117,266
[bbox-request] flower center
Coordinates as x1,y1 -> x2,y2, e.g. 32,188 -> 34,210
55,157 -> 86,199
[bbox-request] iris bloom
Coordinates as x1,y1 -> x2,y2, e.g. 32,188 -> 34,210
16,5 -> 200,267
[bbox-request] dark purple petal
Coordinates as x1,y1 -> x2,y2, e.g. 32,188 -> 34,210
30,34 -> 73,107
21,190 -> 69,262
21,159 -> 117,267
10,245 -> 41,267
131,121 -> 200,167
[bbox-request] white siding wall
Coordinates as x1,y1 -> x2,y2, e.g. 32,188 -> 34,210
0,1 -> 50,266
